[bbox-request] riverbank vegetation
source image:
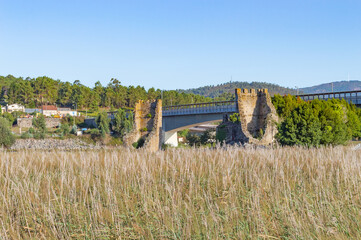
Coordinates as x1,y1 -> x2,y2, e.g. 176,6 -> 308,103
272,95 -> 361,146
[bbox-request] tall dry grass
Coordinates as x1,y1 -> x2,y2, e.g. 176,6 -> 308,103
0,146 -> 360,239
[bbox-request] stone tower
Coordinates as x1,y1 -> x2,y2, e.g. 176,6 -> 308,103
235,88 -> 278,144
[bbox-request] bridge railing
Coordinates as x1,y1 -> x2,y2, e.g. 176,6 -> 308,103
297,90 -> 361,105
163,101 -> 237,116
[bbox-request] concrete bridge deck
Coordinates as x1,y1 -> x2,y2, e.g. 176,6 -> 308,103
162,101 -> 237,133
296,90 -> 361,106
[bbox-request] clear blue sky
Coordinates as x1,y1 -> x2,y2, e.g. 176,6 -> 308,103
1,0 -> 360,90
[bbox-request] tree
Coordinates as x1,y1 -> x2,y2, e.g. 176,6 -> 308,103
96,111 -> 110,138
276,103 -> 322,147
57,82 -> 73,106
1,112 -> 15,126
147,87 -> 160,101
112,109 -> 133,137
60,123 -> 70,136
124,111 -> 133,133
200,129 -> 215,145
275,96 -> 356,146
108,78 -> 127,108
186,133 -> 201,147
33,76 -> 58,105
93,81 -> 105,107
0,117 -> 15,147
32,114 -> 47,139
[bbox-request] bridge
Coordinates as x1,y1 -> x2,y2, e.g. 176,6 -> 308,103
162,101 -> 237,146
161,89 -> 361,146
162,101 -> 237,130
296,90 -> 361,106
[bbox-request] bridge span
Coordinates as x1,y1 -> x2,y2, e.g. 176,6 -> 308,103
296,90 -> 361,106
161,89 -> 361,146
162,101 -> 237,146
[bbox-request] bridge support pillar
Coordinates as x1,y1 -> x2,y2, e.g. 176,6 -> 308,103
163,131 -> 178,147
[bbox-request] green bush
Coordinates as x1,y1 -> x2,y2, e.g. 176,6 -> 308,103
0,117 -> 15,147
61,115 -> 85,126
216,126 -> 227,143
132,138 -> 145,149
28,127 -> 35,134
229,113 -> 240,123
96,111 -> 110,138
11,111 -> 26,124
186,133 -> 201,147
178,129 -> 189,138
1,113 -> 15,126
34,131 -> 46,139
70,125 -> 77,134
60,123 -> 70,136
161,143 -> 172,150
108,137 -> 123,146
200,129 -> 215,145
273,95 -> 358,146
90,129 -> 102,142
112,109 -> 133,137
21,132 -> 33,139
32,114 -> 47,139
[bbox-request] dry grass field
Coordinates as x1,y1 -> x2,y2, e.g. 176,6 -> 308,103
0,146 -> 360,239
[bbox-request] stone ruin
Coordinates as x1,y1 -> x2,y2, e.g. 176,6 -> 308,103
124,88 -> 278,151
217,88 -> 278,145
123,99 -> 162,152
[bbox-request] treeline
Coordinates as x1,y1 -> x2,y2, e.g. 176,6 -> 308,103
179,81 -> 300,98
301,80 -> 361,94
0,75 -> 217,109
272,95 -> 361,146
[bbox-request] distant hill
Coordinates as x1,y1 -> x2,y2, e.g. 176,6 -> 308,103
300,80 -> 361,94
178,81 -> 299,98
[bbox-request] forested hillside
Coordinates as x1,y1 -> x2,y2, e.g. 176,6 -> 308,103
0,75 -> 217,109
300,80 -> 361,94
178,81 -> 299,99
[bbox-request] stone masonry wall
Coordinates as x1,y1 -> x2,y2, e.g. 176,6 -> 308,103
143,100 -> 162,152
123,102 -> 142,147
235,88 -> 278,145
17,118 -> 61,128
123,100 -> 160,150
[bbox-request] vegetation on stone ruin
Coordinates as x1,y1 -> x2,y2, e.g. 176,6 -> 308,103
272,94 -> 361,146
229,112 -> 240,123
0,147 -> 361,239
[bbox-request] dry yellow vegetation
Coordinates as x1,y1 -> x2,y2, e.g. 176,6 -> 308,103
0,147 -> 360,239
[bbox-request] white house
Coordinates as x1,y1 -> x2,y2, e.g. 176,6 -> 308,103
57,108 -> 78,117
41,105 -> 58,116
5,104 -> 25,113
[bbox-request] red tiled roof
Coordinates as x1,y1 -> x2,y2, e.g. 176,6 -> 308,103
42,105 -> 57,110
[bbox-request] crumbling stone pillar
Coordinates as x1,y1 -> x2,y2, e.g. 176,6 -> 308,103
123,99 -> 162,152
233,88 -> 278,145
